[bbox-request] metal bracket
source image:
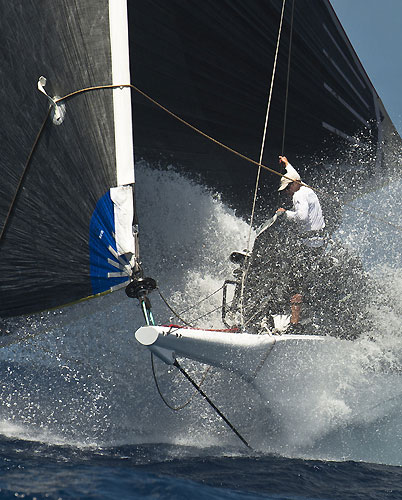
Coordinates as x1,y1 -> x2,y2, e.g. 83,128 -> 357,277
37,76 -> 66,125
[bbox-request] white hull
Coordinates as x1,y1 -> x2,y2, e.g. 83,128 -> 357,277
135,326 -> 332,382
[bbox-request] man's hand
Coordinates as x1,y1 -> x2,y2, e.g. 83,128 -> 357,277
276,208 -> 286,214
279,156 -> 289,166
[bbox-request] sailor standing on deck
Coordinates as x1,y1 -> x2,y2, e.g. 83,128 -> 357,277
276,156 -> 326,327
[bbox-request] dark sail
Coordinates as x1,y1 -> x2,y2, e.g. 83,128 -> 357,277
0,0 -> 400,318
0,1 -> 137,317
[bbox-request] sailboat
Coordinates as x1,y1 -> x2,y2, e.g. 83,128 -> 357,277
129,0 -> 401,374
0,0 -> 401,443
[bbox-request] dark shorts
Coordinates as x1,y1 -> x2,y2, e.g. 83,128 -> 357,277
288,238 -> 325,296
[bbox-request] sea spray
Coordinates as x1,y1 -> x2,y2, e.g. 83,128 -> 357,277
0,164 -> 400,463
252,178 -> 402,460
135,162 -> 252,328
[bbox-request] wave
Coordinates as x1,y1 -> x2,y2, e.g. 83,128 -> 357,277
0,162 -> 400,465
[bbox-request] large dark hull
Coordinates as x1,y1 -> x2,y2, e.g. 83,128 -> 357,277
128,0 -> 401,216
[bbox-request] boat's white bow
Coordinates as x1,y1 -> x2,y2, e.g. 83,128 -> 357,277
135,325 -> 327,381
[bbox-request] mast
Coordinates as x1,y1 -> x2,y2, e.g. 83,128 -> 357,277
109,0 -> 157,319
101,0 -> 138,287
109,0 -> 135,189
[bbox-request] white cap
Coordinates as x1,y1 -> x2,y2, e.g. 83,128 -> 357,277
278,163 -> 301,191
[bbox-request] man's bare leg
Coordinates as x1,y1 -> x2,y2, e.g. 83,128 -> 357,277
290,293 -> 303,324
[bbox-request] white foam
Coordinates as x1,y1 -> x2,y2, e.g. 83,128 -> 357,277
0,163 -> 400,464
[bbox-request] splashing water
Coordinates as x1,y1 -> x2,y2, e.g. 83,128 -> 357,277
0,161 -> 400,465
253,175 -> 402,462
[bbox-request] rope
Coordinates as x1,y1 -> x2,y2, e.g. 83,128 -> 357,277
173,358 -> 251,449
247,0 -> 287,249
51,84 -> 402,232
4,57 -> 400,253
151,352 -> 211,411
55,84 -> 288,181
240,0 -> 287,328
157,288 -> 193,327
0,108 -> 51,244
281,0 -> 295,155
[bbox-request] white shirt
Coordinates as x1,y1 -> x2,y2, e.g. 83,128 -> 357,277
285,185 -> 325,233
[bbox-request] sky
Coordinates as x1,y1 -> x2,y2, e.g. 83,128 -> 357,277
331,0 -> 402,137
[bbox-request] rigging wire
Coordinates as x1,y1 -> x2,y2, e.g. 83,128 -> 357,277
0,108 -> 51,244
53,87 -> 402,233
153,287 -> 226,412
240,0 -> 287,328
247,0 -> 287,250
186,298 -> 235,328
173,284 -> 225,319
151,351 -> 211,411
173,358 -> 251,449
157,288 -> 193,327
281,0 -> 295,155
153,297 -> 236,338
157,285 -> 225,327
153,288 -> 227,415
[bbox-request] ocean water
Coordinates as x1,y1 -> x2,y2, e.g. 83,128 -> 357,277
2,439 -> 402,500
0,163 -> 401,499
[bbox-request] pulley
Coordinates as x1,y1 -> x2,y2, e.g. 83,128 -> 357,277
230,251 -> 248,265
125,277 -> 157,300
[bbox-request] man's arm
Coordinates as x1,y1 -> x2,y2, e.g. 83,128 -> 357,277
285,196 -> 308,222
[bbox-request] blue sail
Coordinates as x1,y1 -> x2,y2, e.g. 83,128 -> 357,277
89,189 -> 135,296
